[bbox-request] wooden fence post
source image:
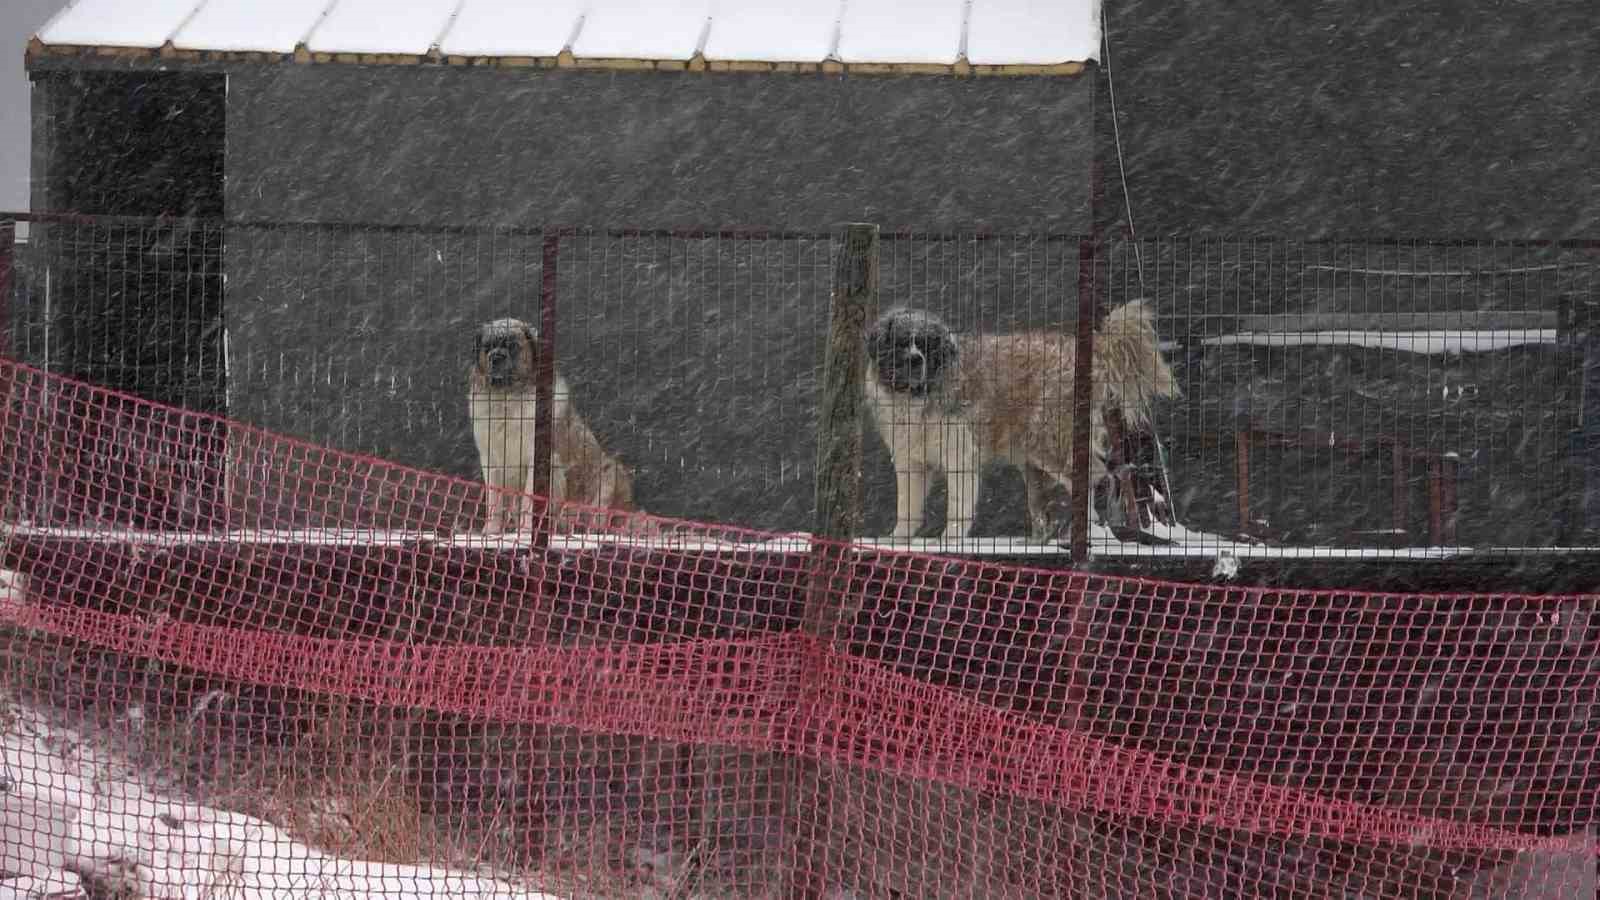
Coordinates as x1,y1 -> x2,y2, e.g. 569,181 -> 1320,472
788,222 -> 877,899
810,223 -> 876,556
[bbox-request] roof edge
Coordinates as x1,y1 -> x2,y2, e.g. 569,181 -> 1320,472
25,36 -> 1090,78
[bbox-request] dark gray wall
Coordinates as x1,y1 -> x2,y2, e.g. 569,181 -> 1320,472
1099,0 -> 1600,239
1087,0 -> 1600,548
219,68 -> 1094,533
24,72 -> 226,411
33,70 -> 224,218
226,66 -> 1091,231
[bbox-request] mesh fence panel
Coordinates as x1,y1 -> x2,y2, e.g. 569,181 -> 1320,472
2,216 -> 1599,897
2,360 -> 1598,897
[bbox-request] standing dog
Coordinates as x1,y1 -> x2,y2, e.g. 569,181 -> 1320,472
468,318 -> 635,533
865,301 -> 1179,540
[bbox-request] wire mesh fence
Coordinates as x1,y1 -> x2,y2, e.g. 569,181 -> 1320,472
4,213 -> 1600,896
5,215 -> 1599,562
2,354 -> 1599,898
1113,237 -> 1600,554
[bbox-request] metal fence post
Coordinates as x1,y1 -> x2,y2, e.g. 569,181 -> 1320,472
520,228 -> 562,863
0,217 -> 12,361
1071,235 -> 1098,564
532,230 -> 560,553
789,222 -> 877,899
0,217 -> 14,532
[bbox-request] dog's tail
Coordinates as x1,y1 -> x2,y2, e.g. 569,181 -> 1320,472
1094,300 -> 1180,429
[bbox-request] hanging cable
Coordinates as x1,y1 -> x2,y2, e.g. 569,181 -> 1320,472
1101,3 -> 1146,296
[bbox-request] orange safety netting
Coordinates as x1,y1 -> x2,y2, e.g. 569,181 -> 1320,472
0,356 -> 1596,898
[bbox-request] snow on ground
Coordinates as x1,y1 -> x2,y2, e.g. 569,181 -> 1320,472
0,700 -> 561,899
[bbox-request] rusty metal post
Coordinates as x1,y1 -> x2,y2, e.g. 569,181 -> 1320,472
1235,430 -> 1252,536
532,231 -> 559,553
1071,236 -> 1098,564
1392,442 -> 1409,538
0,218 -> 14,531
520,229 -> 562,864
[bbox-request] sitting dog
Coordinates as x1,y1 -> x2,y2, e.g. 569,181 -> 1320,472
865,301 -> 1179,540
467,318 -> 635,533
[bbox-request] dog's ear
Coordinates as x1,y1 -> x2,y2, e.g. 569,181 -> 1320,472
520,322 -> 539,363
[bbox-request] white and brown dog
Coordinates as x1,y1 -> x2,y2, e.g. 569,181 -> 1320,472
467,318 -> 635,533
865,301 -> 1179,540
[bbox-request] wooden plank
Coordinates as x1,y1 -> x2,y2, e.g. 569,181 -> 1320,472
808,223 -> 876,557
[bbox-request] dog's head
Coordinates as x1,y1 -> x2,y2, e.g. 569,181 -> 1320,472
866,307 -> 958,396
473,317 -> 539,390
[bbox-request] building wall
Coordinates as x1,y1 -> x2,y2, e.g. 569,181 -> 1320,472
1090,0 -> 1600,548
24,71 -> 226,411
1098,0 -> 1600,239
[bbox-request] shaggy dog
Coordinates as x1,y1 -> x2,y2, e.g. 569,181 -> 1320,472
865,301 -> 1179,540
468,318 -> 635,533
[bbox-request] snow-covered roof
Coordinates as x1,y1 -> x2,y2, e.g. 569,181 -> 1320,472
30,0 -> 1101,75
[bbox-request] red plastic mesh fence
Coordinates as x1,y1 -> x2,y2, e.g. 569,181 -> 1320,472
1,356 -> 1597,898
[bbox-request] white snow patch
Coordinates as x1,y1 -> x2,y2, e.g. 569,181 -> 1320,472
1210,551 -> 1240,580
307,0 -> 458,56
571,0 -> 715,61
836,0 -> 964,64
0,704 -> 563,900
438,0 -> 584,58
171,0 -> 330,53
36,0 -> 195,48
1198,329 -> 1559,355
967,0 -> 1101,65
702,0 -> 838,63
0,569 -> 25,618
36,0 -> 1104,65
